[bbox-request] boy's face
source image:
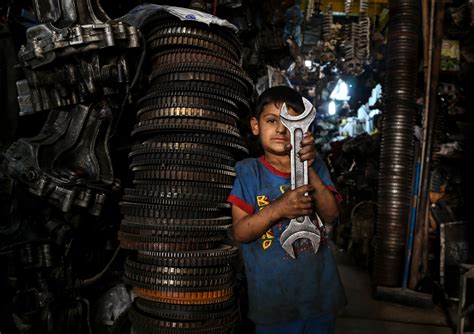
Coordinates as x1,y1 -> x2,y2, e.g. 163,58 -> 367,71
250,102 -> 299,156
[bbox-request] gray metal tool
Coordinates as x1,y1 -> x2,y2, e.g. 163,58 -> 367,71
279,97 -> 322,258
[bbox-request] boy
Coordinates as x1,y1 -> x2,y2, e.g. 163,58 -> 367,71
227,86 -> 346,334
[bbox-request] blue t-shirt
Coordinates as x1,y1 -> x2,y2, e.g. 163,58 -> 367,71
227,156 -> 346,325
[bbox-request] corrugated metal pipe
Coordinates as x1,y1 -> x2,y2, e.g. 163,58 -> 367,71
374,0 -> 420,286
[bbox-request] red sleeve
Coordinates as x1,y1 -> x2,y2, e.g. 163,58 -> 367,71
227,194 -> 255,215
326,185 -> 343,204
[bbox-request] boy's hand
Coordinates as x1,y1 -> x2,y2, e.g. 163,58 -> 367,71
286,132 -> 316,166
272,184 -> 314,220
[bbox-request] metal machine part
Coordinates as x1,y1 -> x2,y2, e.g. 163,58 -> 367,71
279,98 -> 322,258
3,0 -> 140,215
114,7 -> 250,333
374,0 -> 420,286
0,0 -> 141,332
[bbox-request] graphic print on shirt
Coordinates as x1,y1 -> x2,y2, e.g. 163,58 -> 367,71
256,194 -> 273,250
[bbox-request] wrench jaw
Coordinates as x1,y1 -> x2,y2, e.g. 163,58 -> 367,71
280,217 -> 321,259
279,99 -> 316,130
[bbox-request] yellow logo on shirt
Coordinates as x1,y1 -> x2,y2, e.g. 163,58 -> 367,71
257,195 -> 270,206
261,229 -> 274,250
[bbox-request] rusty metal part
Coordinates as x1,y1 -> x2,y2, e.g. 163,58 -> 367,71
137,91 -> 239,115
147,35 -> 239,63
136,244 -> 239,268
143,134 -> 248,156
123,187 -> 229,205
129,304 -> 239,333
119,238 -> 219,252
129,144 -> 235,164
131,166 -> 236,184
122,216 -> 232,227
151,48 -> 240,69
132,286 -> 234,304
122,194 -> 230,209
132,118 -> 242,140
123,269 -> 234,291
120,221 -> 231,238
125,257 -> 232,276
126,180 -> 232,199
3,103 -> 117,215
374,0 -> 420,286
130,154 -> 235,171
137,106 -> 238,126
149,63 -> 252,94
146,19 -> 240,51
119,202 -> 223,220
141,83 -> 250,115
135,297 -> 236,321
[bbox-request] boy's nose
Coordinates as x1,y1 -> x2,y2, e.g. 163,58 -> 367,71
276,121 -> 287,134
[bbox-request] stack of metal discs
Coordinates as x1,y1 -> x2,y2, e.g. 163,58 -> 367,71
118,9 -> 252,333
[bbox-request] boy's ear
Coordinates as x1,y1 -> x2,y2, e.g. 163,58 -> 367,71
250,117 -> 259,136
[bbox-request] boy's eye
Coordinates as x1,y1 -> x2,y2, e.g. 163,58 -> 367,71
267,119 -> 276,124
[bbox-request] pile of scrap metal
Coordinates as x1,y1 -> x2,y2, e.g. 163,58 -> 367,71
1,0 -> 141,332
1,1 -> 255,333
117,4 -> 252,333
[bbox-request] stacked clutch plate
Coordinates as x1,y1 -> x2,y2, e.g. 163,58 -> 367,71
118,9 -> 252,333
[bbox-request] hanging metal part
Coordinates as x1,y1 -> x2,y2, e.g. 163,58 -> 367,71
374,0 -> 420,286
279,98 -> 322,259
4,0 -> 140,215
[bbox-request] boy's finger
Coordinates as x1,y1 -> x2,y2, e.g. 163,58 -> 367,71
295,184 -> 314,193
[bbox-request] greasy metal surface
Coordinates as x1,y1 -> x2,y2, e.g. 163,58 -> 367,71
132,286 -> 234,304
135,297 -> 236,321
144,134 -> 248,156
121,216 -> 232,227
279,98 -> 321,258
137,107 -> 238,126
129,303 -> 239,332
136,244 -> 239,268
374,0 -> 420,286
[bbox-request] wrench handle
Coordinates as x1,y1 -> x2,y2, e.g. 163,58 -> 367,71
290,128 -> 308,191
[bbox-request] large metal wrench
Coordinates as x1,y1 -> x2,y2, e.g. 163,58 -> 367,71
279,97 -> 322,258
